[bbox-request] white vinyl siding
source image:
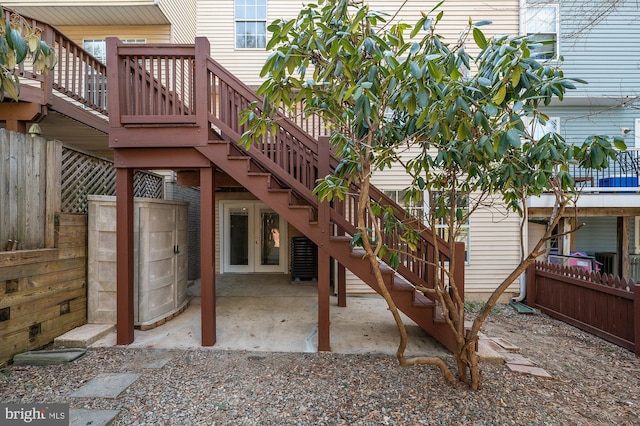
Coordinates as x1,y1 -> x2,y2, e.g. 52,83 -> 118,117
159,0 -> 197,43
198,0 -> 519,86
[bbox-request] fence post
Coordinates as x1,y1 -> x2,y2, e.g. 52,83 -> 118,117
635,284 -> 640,357
45,140 -> 61,248
526,262 -> 537,308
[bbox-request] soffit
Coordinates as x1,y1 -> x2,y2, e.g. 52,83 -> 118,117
6,5 -> 169,26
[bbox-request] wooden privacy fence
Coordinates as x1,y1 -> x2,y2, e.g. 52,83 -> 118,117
1,129 -> 164,250
527,261 -> 640,356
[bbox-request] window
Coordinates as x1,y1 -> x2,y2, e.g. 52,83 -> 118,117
383,190 -> 425,220
82,39 -> 145,108
526,4 -> 559,60
384,190 -> 470,262
235,0 -> 267,49
431,193 -> 470,262
83,39 -> 146,63
524,116 -> 559,140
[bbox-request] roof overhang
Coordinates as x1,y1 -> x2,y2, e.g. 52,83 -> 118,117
4,3 -> 170,26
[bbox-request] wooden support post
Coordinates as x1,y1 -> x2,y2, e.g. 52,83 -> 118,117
337,263 -> 346,307
116,168 -> 135,345
200,166 -> 216,346
559,217 -> 572,256
318,248 -> 331,351
194,37 -> 211,147
454,242 -> 465,302
618,216 -> 630,278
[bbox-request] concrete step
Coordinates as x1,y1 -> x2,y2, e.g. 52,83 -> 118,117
54,324 -> 115,348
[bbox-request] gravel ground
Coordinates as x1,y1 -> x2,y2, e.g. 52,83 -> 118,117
1,305 -> 639,425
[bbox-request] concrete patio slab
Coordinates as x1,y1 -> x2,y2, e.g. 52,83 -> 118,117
70,373 -> 141,399
91,275 -> 450,358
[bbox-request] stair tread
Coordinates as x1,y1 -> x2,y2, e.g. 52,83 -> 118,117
412,292 -> 436,308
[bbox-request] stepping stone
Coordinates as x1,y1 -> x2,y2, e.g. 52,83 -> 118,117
501,352 -> 534,366
55,324 -> 115,348
506,363 -> 553,378
491,337 -> 520,353
70,409 -> 120,426
13,349 -> 86,366
70,373 -> 141,399
121,350 -> 173,370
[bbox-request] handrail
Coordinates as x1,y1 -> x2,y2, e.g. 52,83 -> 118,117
5,8 -> 108,116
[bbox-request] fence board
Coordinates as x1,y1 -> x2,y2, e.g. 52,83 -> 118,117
529,261 -> 638,355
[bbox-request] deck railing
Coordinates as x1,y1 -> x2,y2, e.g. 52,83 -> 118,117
570,148 -> 640,193
7,8 -> 108,115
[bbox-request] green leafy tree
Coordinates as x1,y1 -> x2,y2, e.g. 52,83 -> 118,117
0,7 -> 56,100
241,0 -> 624,389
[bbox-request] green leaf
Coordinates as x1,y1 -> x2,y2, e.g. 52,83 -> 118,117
409,61 -> 422,79
506,129 -> 521,148
491,86 -> 506,104
473,27 -> 488,49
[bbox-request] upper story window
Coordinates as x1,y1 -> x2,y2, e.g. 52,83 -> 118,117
83,39 -> 146,63
524,116 -> 560,140
526,4 -> 559,60
235,0 -> 267,49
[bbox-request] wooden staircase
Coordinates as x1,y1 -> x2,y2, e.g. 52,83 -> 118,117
196,138 -> 458,352
106,36 -> 463,353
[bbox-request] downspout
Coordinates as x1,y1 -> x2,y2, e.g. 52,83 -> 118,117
512,0 -> 529,303
512,212 -> 528,302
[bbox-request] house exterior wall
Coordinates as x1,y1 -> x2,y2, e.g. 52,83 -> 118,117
158,0 -> 197,43
538,106 -> 637,148
198,0 -> 519,87
550,1 -> 640,99
526,1 -> 640,281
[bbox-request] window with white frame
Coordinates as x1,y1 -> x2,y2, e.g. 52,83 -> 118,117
524,116 -> 560,140
526,4 -> 559,60
235,0 -> 267,49
82,39 -> 145,108
384,190 -> 470,262
83,38 -> 146,64
430,192 -> 470,263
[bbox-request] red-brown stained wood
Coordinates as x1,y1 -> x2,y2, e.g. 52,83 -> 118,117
529,260 -> 637,352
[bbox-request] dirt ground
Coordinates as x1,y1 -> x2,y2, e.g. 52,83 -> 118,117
475,303 -> 640,424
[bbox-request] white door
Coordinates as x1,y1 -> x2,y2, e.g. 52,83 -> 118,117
222,201 -> 287,273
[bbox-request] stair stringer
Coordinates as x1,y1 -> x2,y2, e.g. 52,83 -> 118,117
196,142 -> 458,353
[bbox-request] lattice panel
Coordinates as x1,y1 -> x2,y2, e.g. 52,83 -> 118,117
61,146 -> 163,214
134,171 -> 164,199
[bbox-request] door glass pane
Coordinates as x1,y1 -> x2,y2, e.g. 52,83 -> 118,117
260,210 -> 280,265
229,210 -> 249,265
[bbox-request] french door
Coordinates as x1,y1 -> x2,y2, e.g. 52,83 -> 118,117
221,201 -> 287,273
